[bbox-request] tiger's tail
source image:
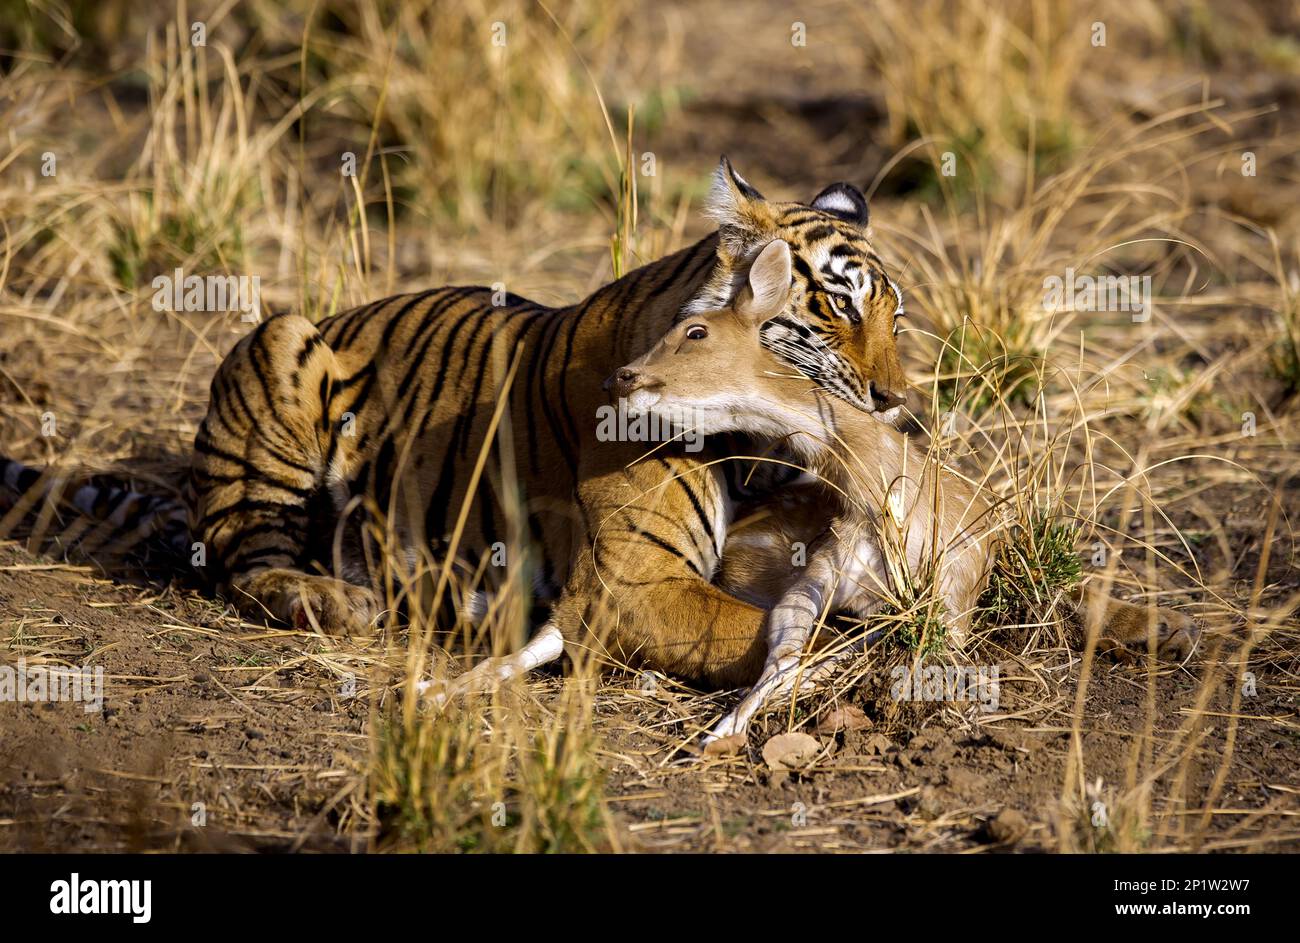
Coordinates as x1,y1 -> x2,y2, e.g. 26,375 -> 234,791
0,455 -> 192,572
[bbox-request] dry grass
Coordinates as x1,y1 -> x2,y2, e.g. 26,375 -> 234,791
1,0 -> 1298,853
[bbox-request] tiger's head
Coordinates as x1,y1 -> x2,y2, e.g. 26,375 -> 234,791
683,157 -> 908,416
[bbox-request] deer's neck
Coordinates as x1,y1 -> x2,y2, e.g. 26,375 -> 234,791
795,398 -> 910,510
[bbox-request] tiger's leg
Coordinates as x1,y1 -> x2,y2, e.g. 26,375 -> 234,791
422,450 -> 770,699
193,314 -> 379,635
1068,583 -> 1199,661
566,449 -> 769,689
543,544 -> 769,689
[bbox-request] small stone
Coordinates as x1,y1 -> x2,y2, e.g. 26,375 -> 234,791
815,704 -> 872,734
704,733 -> 746,757
762,732 -> 821,771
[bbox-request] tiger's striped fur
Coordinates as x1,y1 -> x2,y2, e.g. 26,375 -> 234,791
0,458 -> 190,569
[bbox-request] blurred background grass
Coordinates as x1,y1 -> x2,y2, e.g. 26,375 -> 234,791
4,0 -> 1299,397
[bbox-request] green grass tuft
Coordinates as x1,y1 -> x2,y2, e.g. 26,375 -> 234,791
981,509 -> 1081,626
371,692 -> 607,854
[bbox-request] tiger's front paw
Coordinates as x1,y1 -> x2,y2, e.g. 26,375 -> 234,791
232,569 -> 381,636
289,578 -> 381,636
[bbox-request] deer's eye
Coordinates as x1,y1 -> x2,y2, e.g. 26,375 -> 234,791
686,325 -> 708,340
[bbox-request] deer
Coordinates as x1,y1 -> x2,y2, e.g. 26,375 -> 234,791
608,238 -> 1199,750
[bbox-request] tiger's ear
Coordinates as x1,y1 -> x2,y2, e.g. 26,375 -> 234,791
705,156 -> 770,237
736,239 -> 792,324
810,182 -> 869,228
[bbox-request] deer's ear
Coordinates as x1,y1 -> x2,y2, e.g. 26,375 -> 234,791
736,239 -> 792,323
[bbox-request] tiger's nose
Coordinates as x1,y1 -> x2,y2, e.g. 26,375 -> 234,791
604,367 -> 643,399
868,381 -> 906,411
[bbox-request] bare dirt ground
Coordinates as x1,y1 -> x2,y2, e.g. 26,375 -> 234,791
2,529 -> 1295,853
0,543 -> 373,852
2,0 -> 1299,852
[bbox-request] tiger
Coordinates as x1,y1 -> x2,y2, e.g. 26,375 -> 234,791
1,158 -> 910,691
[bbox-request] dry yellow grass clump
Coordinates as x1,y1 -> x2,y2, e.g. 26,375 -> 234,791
0,0 -> 1297,853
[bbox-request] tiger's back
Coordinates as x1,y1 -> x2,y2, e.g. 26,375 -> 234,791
190,240 -> 725,632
